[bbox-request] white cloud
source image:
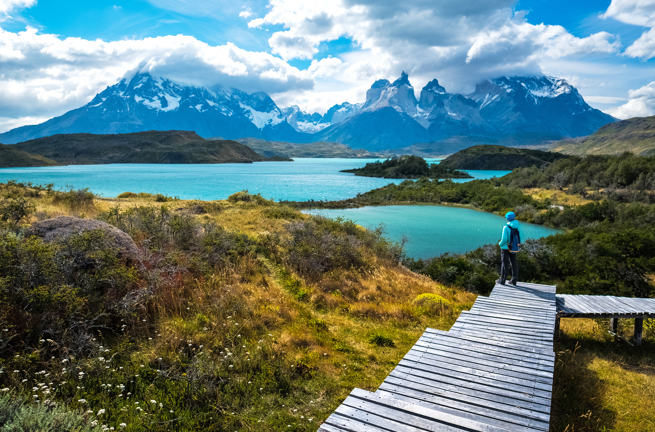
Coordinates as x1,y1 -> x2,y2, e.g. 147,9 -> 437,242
0,26 -> 313,130
625,27 -> 655,58
603,0 -> 655,59
0,0 -> 35,19
607,81 -> 655,118
239,8 -> 253,19
252,0 -> 621,110
602,0 -> 655,26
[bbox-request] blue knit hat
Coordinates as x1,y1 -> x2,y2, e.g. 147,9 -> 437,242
505,211 -> 516,221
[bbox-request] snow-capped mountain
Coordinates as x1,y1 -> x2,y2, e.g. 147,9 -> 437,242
0,70 -> 615,152
467,75 -> 615,141
311,73 -> 616,151
280,106 -> 325,133
0,72 -> 310,144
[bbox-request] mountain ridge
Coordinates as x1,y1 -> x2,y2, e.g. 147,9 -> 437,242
0,71 -> 617,152
552,115 -> 655,156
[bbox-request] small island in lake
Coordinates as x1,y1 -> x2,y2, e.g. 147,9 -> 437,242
341,155 -> 473,179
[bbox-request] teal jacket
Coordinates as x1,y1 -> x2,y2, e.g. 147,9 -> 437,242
499,220 -> 520,250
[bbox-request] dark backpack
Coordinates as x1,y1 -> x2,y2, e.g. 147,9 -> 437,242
508,226 -> 521,254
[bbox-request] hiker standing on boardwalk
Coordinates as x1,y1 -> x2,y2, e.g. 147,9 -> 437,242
496,211 -> 521,286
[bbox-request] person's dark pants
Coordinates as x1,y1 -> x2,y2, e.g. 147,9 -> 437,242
500,249 -> 518,284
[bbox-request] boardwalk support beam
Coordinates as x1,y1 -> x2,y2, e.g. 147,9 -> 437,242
634,318 -> 643,347
610,318 -> 618,340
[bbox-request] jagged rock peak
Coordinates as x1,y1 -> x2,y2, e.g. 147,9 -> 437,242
392,71 -> 411,87
371,79 -> 391,89
423,79 -> 447,94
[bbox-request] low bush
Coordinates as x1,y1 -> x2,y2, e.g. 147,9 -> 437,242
0,393 -> 101,432
413,293 -> 451,314
264,205 -> 302,219
368,332 -> 395,347
227,190 -> 273,206
117,191 -> 138,198
51,188 -> 95,210
154,193 -> 177,202
0,197 -> 35,228
0,229 -> 138,355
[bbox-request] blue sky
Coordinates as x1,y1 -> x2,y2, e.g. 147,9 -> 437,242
1,0 -> 655,132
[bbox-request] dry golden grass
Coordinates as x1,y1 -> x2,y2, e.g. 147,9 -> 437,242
553,318 -> 655,432
522,188 -> 593,206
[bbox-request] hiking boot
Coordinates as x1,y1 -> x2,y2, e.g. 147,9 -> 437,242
508,281 -> 517,286
495,279 -> 505,286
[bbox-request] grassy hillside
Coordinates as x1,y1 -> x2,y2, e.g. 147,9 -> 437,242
0,143 -> 59,167
553,116 -> 655,155
235,138 -> 382,158
341,155 -> 472,179
439,144 -> 569,170
12,130 -> 289,165
0,182 -> 473,431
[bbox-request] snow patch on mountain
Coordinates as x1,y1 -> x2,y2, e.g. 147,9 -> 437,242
239,102 -> 283,128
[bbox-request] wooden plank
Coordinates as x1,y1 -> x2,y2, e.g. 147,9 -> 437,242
411,343 -> 554,376
405,349 -> 554,383
425,329 -> 555,358
414,337 -> 555,372
376,389 -> 550,431
391,368 -> 553,408
451,321 -> 554,341
465,310 -> 556,325
418,334 -> 556,366
458,314 -> 554,332
399,357 -> 553,393
327,409 -> 416,432
318,421 -> 355,432
346,388 -> 539,432
385,373 -> 552,413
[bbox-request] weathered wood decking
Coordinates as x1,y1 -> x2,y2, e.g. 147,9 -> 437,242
318,282 -> 558,432
556,294 -> 655,346
556,294 -> 655,318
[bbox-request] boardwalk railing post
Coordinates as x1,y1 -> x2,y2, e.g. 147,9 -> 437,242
634,318 -> 643,347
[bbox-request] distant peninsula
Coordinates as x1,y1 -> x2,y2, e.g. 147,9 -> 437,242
234,138 -> 383,159
10,130 -> 291,165
0,143 -> 59,168
341,155 -> 472,179
439,145 -> 569,170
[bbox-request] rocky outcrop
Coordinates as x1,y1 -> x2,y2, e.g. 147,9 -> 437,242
28,216 -> 139,258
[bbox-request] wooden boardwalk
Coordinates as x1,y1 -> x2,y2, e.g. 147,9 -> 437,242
556,294 -> 655,318
556,294 -> 655,346
319,282 -> 558,432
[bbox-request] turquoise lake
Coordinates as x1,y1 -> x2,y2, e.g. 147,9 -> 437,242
0,158 -> 509,202
307,206 -> 561,259
0,158 -> 557,258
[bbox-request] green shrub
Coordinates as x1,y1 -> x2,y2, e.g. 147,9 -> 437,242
0,229 -> 138,353
413,293 -> 451,314
227,190 -> 272,206
368,332 -> 395,347
264,205 -> 302,219
154,193 -> 177,202
51,188 -> 95,209
117,191 -> 138,198
0,197 -> 35,227
0,394 -> 101,432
